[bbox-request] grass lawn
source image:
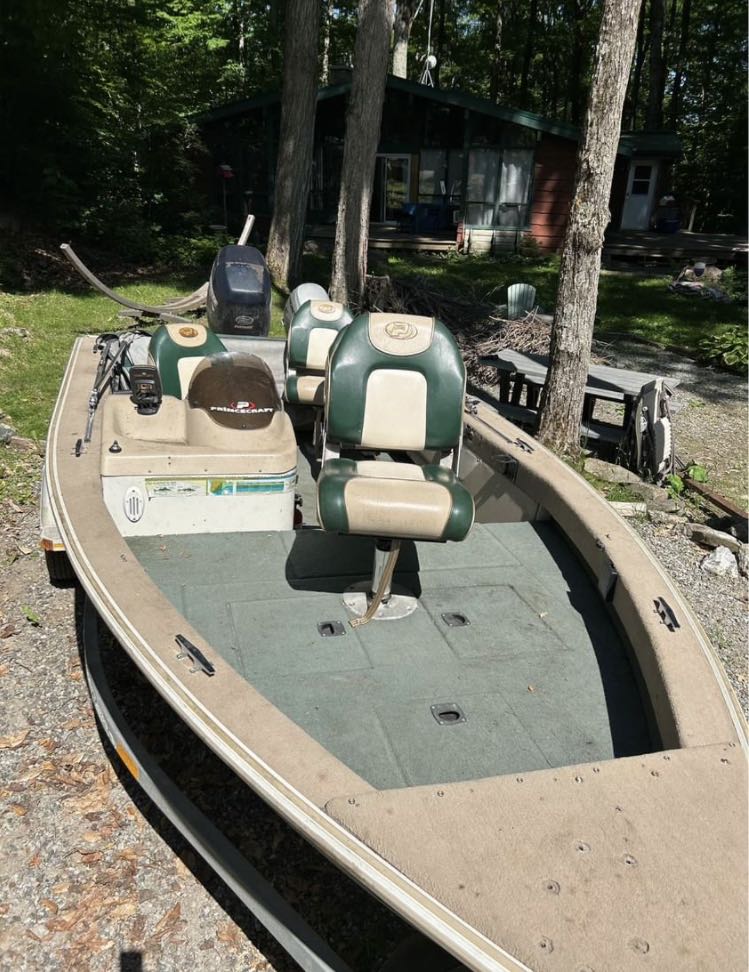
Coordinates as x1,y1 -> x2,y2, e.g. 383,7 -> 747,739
384,253 -> 747,351
0,249 -> 744,446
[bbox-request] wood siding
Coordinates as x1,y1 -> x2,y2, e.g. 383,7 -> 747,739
528,133 -> 578,251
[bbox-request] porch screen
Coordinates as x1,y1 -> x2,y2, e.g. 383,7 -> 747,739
418,150 -> 447,201
496,149 -> 533,228
466,149 -> 500,225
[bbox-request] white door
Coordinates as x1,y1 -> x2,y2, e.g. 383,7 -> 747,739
621,160 -> 659,230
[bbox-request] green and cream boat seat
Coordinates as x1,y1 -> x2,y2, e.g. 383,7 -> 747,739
149,322 -> 227,398
317,313 -> 474,544
284,300 -> 353,406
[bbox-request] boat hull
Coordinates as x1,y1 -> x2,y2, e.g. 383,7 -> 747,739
45,336 -> 748,971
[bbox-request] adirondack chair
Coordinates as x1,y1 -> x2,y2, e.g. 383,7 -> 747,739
506,283 -> 537,320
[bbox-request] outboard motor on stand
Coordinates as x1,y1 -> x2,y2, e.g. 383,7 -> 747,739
206,245 -> 272,337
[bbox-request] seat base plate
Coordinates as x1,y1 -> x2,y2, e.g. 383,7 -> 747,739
342,584 -> 418,621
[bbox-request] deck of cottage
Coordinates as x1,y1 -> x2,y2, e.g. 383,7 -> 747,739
306,223 -> 748,263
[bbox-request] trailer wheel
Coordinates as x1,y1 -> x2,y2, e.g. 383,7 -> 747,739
45,549 -> 76,584
379,934 -> 468,972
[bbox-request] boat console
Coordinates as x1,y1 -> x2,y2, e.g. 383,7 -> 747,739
100,339 -> 297,537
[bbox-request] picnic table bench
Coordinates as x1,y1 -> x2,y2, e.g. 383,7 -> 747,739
478,349 -> 679,443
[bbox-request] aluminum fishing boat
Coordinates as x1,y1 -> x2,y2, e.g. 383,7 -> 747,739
41,250 -> 748,971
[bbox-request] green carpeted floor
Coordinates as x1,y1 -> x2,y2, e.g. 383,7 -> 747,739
128,448 -> 653,790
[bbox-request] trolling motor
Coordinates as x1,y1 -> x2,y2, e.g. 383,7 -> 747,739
129,366 -> 162,415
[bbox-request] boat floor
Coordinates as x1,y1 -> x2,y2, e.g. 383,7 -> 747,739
128,447 -> 653,791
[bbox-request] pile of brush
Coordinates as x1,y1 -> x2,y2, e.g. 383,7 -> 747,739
364,273 -> 609,388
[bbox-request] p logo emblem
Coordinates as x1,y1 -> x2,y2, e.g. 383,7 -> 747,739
385,320 -> 418,340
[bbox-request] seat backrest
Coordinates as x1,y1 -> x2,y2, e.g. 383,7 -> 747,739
149,323 -> 226,398
286,299 -> 353,373
324,313 -> 465,452
507,283 -> 537,320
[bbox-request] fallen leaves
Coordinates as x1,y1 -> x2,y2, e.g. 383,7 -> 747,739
0,728 -> 30,749
217,921 -> 244,949
149,902 -> 184,943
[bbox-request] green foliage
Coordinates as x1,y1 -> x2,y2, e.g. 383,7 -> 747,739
698,325 -> 749,371
685,463 -> 709,483
156,232 -> 234,272
720,267 -> 748,303
665,473 -> 685,498
0,0 -> 745,244
22,605 -> 41,627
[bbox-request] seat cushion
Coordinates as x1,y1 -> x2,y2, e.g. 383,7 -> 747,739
316,459 -> 474,542
285,373 -> 325,406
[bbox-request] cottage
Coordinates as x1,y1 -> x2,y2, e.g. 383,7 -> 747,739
198,73 -> 682,253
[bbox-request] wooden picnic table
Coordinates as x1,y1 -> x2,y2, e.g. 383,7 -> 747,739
478,349 -> 679,443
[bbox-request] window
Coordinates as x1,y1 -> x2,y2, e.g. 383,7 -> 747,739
418,149 -> 447,202
466,149 -> 500,225
465,148 -> 534,227
495,149 -> 533,228
631,164 -> 653,195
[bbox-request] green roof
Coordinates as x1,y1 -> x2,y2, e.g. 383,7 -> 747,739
618,131 -> 683,158
197,75 -> 682,158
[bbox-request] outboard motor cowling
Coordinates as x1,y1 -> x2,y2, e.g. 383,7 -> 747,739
283,282 -> 329,331
206,245 -> 271,337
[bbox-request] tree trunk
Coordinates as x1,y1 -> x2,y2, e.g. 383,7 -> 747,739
646,0 -> 665,128
265,0 -> 321,291
489,3 -> 503,103
392,0 -> 420,78
669,0 -> 691,127
330,0 -> 395,306
433,0 -> 447,86
625,2 -> 646,128
567,0 -> 583,123
536,0 -> 643,456
518,0 -> 538,108
321,0 -> 334,85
